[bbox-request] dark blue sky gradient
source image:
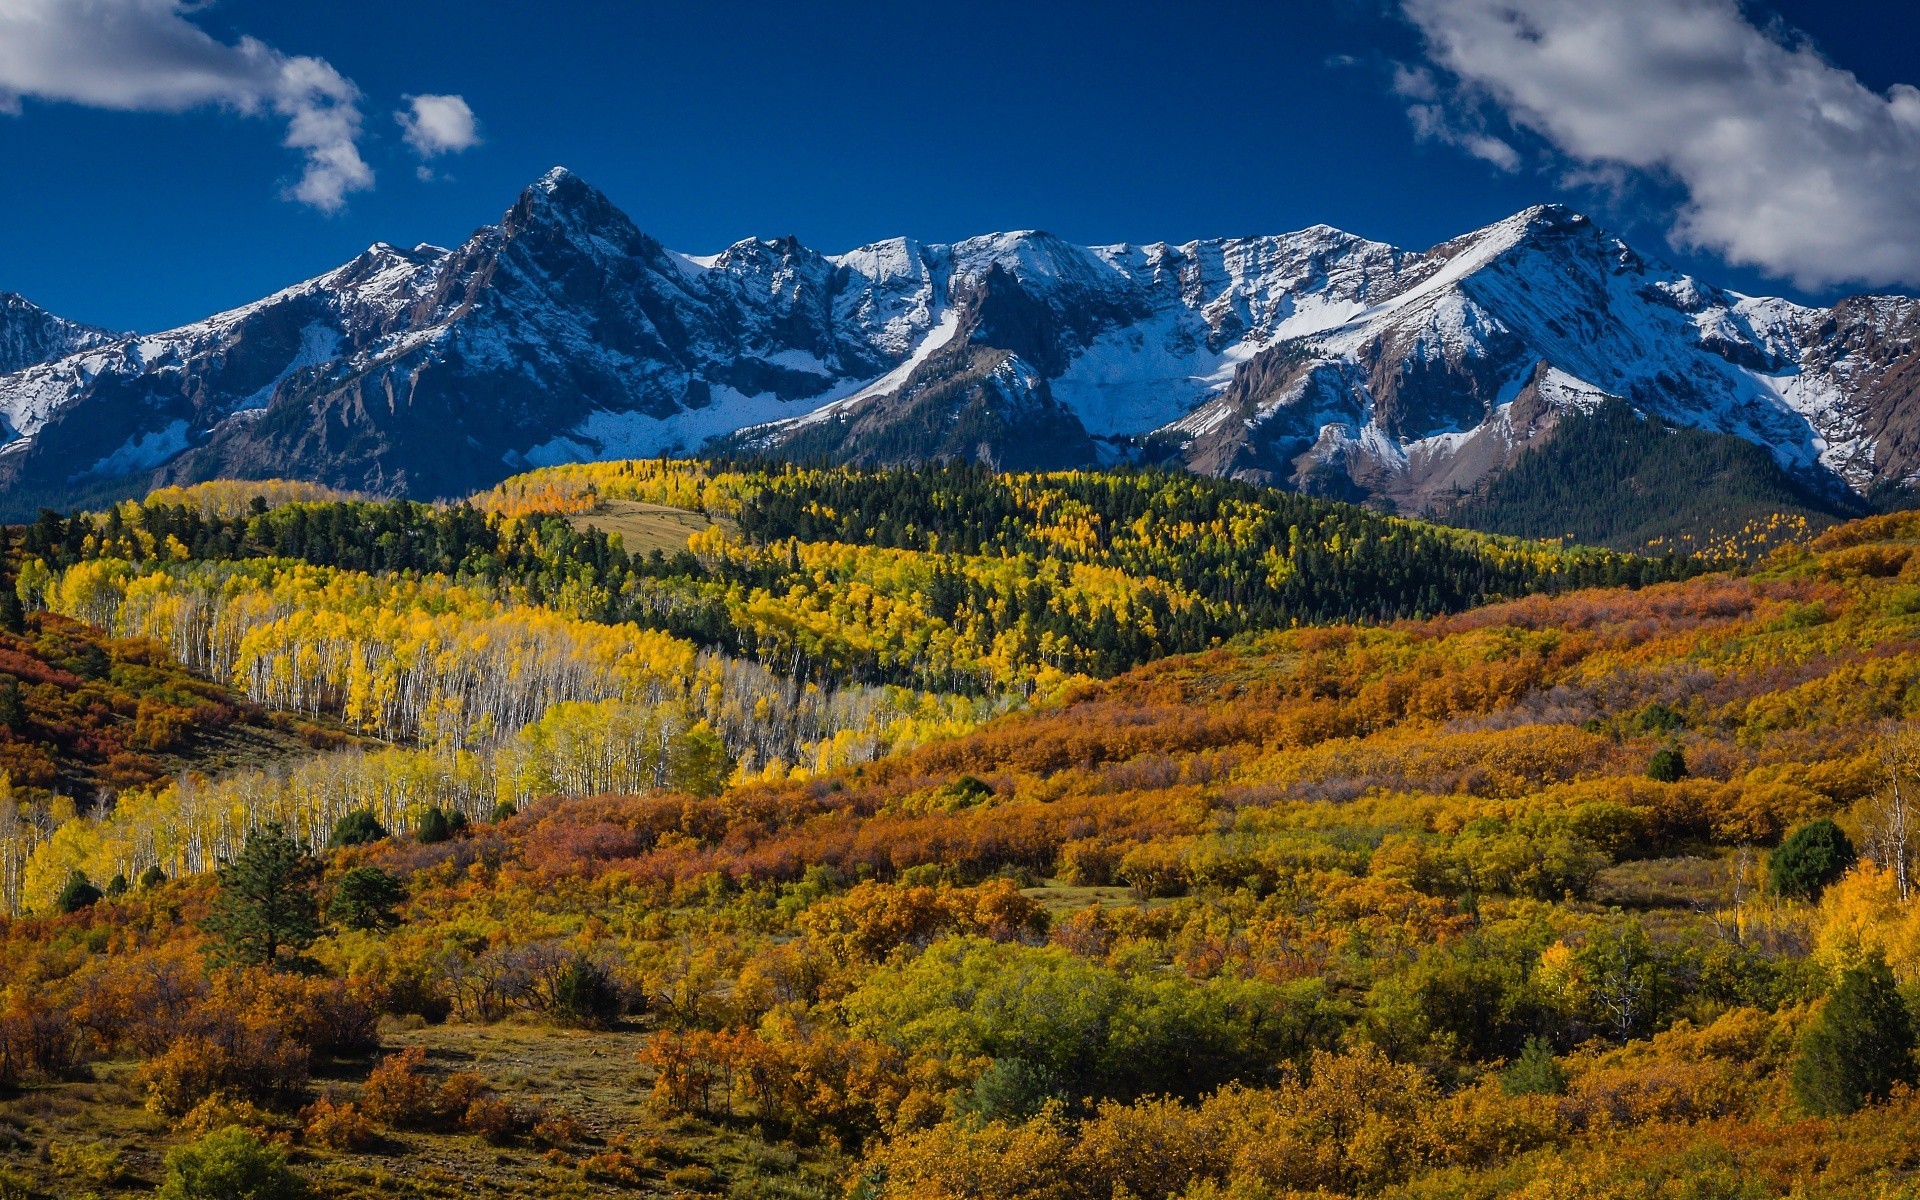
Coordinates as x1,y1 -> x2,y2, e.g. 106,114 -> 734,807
0,0 -> 1909,331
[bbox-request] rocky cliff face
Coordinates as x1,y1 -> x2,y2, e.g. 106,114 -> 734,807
0,171 -> 1916,516
0,294 -> 115,391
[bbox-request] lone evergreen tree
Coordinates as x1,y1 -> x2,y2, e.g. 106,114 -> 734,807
1501,1036 -> 1569,1096
1646,745 -> 1687,782
413,807 -> 466,844
325,866 -> 406,932
202,822 -> 320,967
327,808 -> 388,848
1792,954 -> 1918,1115
1771,818 -> 1857,900
54,869 -> 101,914
0,676 -> 25,734
0,585 -> 24,636
552,954 -> 625,1027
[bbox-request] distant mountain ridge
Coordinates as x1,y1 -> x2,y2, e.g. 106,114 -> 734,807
0,168 -> 1915,531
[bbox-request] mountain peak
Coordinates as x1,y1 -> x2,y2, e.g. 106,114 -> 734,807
514,166 -> 611,215
0,292 -> 117,375
0,173 -> 1907,522
503,166 -> 639,246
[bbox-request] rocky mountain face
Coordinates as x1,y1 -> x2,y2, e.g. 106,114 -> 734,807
0,169 -> 1916,519
0,294 -> 114,383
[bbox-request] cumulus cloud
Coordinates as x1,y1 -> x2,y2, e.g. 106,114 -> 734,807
397,93 -> 480,159
0,0 -> 370,211
1401,0 -> 1920,289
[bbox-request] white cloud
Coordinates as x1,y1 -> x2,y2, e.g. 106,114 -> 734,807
1402,0 -> 1920,289
1394,64 -> 1521,170
397,93 -> 480,159
0,0 -> 370,211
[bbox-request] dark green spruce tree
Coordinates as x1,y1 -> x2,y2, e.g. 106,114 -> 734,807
1770,819 -> 1856,900
202,822 -> 321,967
325,866 -> 407,932
1793,954 -> 1918,1115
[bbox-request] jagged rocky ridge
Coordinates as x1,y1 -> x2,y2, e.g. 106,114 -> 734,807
0,294 -> 115,386
0,168 -> 1916,517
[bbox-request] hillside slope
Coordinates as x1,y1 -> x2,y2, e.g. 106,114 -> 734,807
1447,400 -> 1862,555
4,512 -> 1920,1196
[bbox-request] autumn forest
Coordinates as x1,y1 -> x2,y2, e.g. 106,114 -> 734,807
0,460 -> 1917,1199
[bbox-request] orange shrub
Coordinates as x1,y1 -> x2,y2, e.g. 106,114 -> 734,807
303,1094 -> 379,1150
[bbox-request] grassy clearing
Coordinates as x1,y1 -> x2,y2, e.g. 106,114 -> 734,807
0,1022 -> 844,1200
565,502 -> 726,558
1020,880 -> 1159,914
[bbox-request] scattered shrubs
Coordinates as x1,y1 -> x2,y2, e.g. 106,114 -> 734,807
358,1046 -> 440,1127
140,1028 -> 310,1117
460,1095 -> 529,1144
1771,818 -> 1857,900
581,1148 -> 652,1187
158,1127 -> 298,1200
302,1095 -> 379,1150
531,1106 -> 587,1148
127,969 -> 370,1115
359,1046 -> 493,1132
175,1093 -> 279,1140
664,1164 -> 720,1191
49,1139 -> 124,1188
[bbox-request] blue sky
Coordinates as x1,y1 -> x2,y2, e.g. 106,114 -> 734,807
0,0 -> 1915,332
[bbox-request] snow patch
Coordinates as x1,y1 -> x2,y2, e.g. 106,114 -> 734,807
87,420 -> 190,478
234,324 -> 342,412
779,307 -> 964,430
519,386 -> 822,464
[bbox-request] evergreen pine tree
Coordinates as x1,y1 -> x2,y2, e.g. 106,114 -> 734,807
1792,954 -> 1918,1115
327,808 -> 388,848
0,676 -> 24,734
1646,746 -> 1687,782
416,806 -> 453,840
54,869 -> 102,914
325,866 -> 407,932
1771,819 -> 1857,900
202,822 -> 321,967
0,584 -> 24,636
1501,1037 -> 1569,1096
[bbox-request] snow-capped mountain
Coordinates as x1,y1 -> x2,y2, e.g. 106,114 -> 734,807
0,168 -> 1916,516
0,294 -> 115,381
